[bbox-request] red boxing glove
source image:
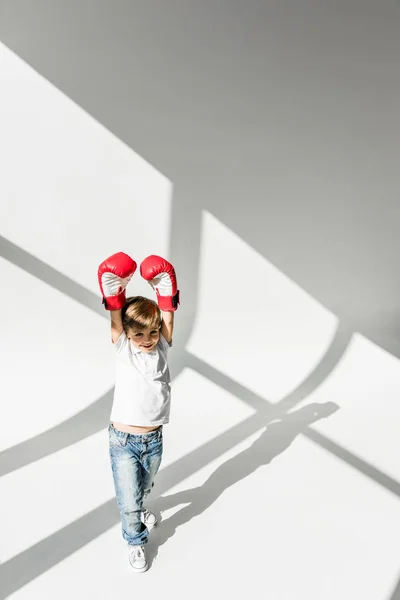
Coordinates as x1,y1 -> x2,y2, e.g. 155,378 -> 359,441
140,255 -> 180,311
98,252 -> 137,310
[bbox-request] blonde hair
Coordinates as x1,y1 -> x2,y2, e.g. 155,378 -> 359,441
122,296 -> 161,332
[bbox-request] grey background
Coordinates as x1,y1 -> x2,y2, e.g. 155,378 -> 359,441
1,1 -> 400,598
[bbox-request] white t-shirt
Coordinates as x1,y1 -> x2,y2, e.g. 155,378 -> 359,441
110,331 -> 172,426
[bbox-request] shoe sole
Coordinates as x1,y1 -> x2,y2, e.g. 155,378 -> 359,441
130,563 -> 148,573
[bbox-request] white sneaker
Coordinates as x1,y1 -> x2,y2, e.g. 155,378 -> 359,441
128,544 -> 148,573
141,507 -> 157,530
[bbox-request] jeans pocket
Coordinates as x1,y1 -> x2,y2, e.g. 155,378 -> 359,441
109,428 -> 127,447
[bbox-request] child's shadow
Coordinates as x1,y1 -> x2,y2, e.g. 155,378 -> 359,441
147,401 -> 339,566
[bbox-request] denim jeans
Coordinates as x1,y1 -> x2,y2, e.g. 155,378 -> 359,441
108,424 -> 163,546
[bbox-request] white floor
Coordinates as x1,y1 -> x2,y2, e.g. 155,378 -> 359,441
1,41 -> 400,600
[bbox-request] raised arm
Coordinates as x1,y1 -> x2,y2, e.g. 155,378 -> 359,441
110,309 -> 124,344
140,255 -> 179,344
160,310 -> 174,344
97,252 -> 137,343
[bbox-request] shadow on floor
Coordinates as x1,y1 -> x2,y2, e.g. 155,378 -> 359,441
146,400 -> 339,567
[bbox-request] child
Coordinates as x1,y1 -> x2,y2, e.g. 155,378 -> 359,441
97,252 -> 180,572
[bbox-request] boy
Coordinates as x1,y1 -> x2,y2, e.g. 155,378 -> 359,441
98,251 -> 179,572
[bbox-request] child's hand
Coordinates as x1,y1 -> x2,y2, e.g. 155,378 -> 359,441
140,255 -> 180,311
98,252 -> 137,310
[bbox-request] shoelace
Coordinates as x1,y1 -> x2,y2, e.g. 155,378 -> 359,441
132,546 -> 145,558
142,508 -> 154,522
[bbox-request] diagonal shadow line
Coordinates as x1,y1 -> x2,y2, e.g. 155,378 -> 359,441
0,236 -> 112,476
0,235 -> 105,318
306,429 -> 400,497
184,353 -> 271,412
274,321 -> 354,412
388,574 -> 400,600
185,319 -> 353,415
2,321 -> 398,598
0,388 -> 114,477
1,399 -> 399,599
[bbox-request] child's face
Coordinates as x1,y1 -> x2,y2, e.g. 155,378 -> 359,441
127,325 -> 160,353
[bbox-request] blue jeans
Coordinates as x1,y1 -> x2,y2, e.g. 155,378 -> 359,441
108,424 -> 163,546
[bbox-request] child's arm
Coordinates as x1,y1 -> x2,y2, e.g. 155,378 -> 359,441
97,252 -> 137,343
140,255 -> 180,344
110,309 -> 124,344
160,310 -> 174,344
